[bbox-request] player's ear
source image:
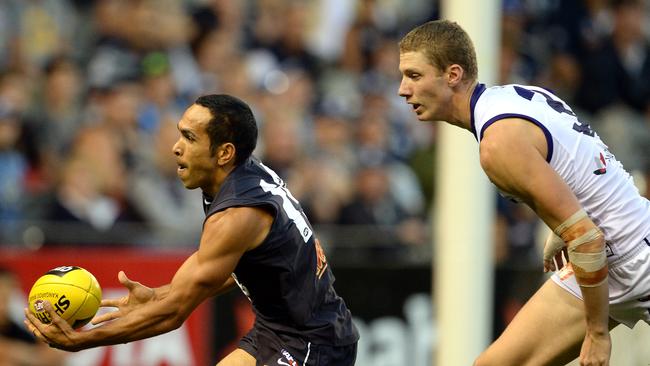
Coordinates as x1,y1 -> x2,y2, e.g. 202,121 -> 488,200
446,64 -> 464,86
216,143 -> 236,166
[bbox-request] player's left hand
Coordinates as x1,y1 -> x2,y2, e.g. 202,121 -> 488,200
91,271 -> 154,326
579,330 -> 611,365
23,300 -> 81,352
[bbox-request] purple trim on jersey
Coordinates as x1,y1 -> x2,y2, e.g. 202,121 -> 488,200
479,113 -> 554,163
469,83 -> 487,140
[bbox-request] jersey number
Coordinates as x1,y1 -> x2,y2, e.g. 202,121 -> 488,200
514,86 -> 595,137
259,163 -> 313,243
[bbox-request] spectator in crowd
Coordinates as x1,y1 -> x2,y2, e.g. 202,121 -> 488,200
138,52 -> 189,134
89,78 -> 144,169
573,0 -> 650,171
0,105 -> 27,243
337,162 -> 426,260
258,114 -> 302,181
86,0 -> 194,90
128,115 -> 204,246
574,0 -> 650,115
25,56 -> 85,189
284,113 -> 354,228
0,0 -> 79,75
43,128 -> 143,245
355,107 -> 425,217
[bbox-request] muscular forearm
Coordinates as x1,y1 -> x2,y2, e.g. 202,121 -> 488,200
77,297 -> 184,350
555,212 -> 609,334
215,276 -> 236,296
76,276 -> 234,349
153,284 -> 171,299
579,278 -> 610,334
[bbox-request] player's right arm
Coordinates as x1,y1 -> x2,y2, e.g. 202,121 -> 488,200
25,206 -> 272,351
480,118 -> 610,365
90,270 -> 236,326
149,276 -> 235,300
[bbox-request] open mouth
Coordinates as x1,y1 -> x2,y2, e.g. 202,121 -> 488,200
177,163 -> 187,173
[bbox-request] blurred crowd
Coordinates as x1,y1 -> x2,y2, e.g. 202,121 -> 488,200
0,0 -> 648,274
0,0 -> 436,261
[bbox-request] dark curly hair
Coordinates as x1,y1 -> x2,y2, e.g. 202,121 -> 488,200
194,94 -> 258,166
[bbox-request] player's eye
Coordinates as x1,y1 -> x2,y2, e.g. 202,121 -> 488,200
182,132 -> 194,142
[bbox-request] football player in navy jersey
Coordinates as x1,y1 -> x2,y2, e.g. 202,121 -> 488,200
398,20 -> 650,366
25,94 -> 359,365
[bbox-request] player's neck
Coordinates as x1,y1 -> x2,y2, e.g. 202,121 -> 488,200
447,80 -> 478,131
204,163 -> 237,197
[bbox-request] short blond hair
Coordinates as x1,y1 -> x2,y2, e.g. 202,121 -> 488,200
399,20 -> 478,81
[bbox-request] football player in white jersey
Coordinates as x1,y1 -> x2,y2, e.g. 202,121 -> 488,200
398,20 -> 650,366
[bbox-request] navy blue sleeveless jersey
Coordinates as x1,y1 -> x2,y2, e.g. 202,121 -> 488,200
203,156 -> 359,346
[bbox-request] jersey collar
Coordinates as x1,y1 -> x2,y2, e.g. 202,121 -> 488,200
469,83 -> 486,139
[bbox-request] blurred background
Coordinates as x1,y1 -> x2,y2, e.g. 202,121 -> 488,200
0,0 -> 649,365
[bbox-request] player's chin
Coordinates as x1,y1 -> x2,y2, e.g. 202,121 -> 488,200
177,175 -> 193,189
412,106 -> 429,121
181,180 -> 199,190
414,110 -> 431,122
177,170 -> 191,184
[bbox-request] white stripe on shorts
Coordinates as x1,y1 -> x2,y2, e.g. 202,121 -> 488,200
303,342 -> 311,366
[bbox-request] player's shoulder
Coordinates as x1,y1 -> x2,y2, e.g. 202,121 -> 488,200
472,84 -> 536,138
480,84 -> 531,106
475,85 -> 528,115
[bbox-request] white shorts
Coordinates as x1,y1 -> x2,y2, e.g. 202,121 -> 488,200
551,236 -> 650,328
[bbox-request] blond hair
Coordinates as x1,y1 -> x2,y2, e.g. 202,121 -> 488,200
399,20 -> 478,81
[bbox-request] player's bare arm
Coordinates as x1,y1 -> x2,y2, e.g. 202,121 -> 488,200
24,206 -> 273,351
90,272 -> 236,326
93,264 -> 238,325
480,118 -> 611,364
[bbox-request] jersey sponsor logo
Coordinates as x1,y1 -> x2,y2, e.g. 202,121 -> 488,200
592,152 -> 607,175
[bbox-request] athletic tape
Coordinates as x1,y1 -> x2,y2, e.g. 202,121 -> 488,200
567,228 -> 606,273
553,209 -> 588,236
556,209 -> 608,285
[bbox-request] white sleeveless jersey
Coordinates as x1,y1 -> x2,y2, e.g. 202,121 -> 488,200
470,83 -> 650,257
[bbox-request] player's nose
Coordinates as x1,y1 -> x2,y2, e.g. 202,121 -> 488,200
172,140 -> 181,156
398,78 -> 411,97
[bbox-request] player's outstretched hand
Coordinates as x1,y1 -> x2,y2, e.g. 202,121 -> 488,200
23,300 -> 79,351
579,330 -> 611,366
91,271 -> 154,326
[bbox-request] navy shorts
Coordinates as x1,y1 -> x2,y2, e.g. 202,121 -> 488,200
238,325 -> 357,366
